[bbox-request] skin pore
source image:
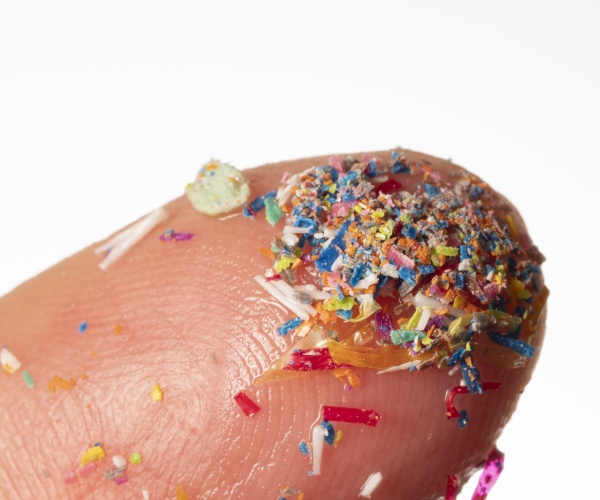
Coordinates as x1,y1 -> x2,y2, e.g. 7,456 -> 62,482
0,150 -> 546,499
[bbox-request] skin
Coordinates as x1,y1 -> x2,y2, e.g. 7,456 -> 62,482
0,149 -> 546,499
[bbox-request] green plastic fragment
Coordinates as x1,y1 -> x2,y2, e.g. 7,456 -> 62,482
405,307 -> 423,330
264,197 -> 284,226
185,159 -> 250,215
390,329 -> 426,345
22,370 -> 34,388
273,255 -> 298,272
322,296 -> 355,311
435,245 -> 459,257
129,452 -> 142,464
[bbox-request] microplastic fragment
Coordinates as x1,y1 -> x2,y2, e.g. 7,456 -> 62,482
265,197 -> 284,226
176,484 -> 190,500
283,348 -> 343,371
77,462 -> 96,477
22,370 -> 34,388
359,471 -> 383,498
105,465 -> 126,480
1,346 -> 21,374
115,475 -> 129,485
298,440 -> 310,455
48,375 -> 76,392
159,229 -> 195,242
151,384 -> 163,402
333,430 -> 343,447
487,332 -> 535,358
95,207 -> 169,270
80,444 -> 106,465
445,474 -> 459,500
321,421 -> 335,445
311,426 -> 325,476
130,452 -> 142,464
62,470 -> 77,485
114,324 -> 123,335
445,382 -> 501,427
471,447 -> 505,500
78,322 -> 88,334
142,490 -> 150,500
112,454 -> 127,469
322,406 -> 381,427
234,391 -> 261,417
277,317 -> 304,336
185,159 -> 250,215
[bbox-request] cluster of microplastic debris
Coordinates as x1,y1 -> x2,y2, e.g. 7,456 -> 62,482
252,151 -> 547,428
62,444 -> 143,488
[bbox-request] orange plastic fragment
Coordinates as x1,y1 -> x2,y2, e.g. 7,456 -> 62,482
114,324 -> 123,335
327,339 -> 432,369
258,247 -> 276,260
176,484 -> 190,500
48,375 -> 76,391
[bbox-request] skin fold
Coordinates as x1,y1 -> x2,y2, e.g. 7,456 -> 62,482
0,150 -> 546,499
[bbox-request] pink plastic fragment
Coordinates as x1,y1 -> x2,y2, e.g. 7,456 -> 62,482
160,231 -> 195,242
445,382 -> 501,419
471,447 -> 505,500
77,462 -> 96,477
62,471 -> 77,485
329,155 -> 345,174
323,406 -> 381,427
330,202 -> 354,219
375,311 -> 393,342
234,391 -> 261,417
115,475 -> 129,485
283,348 -> 345,371
445,474 -> 458,500
387,247 -> 415,269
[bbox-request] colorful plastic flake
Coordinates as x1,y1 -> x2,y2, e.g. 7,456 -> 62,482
234,391 -> 261,417
445,474 -> 459,500
159,229 -> 195,242
151,384 -> 163,402
1,346 -> 21,374
471,447 -> 505,499
323,406 -> 380,427
185,159 -> 250,215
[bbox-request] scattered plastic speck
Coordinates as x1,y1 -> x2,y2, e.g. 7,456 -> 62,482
185,159 -> 250,215
80,443 -> 106,465
142,489 -> 150,500
62,470 -> 77,485
234,391 -> 261,417
359,471 -> 383,498
112,455 -> 127,469
151,384 -> 163,402
114,324 -> 123,335
1,346 -> 21,374
77,462 -> 96,477
78,322 -> 88,334
176,484 -> 190,500
130,452 -> 142,464
115,475 -> 129,485
22,370 -> 34,388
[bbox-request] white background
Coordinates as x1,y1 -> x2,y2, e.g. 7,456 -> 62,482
1,1 -> 597,498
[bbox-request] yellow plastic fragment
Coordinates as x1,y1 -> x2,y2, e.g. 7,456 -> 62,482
348,299 -> 381,323
505,214 -> 519,241
323,296 -> 355,311
333,430 -> 343,447
274,255 -> 298,272
80,444 -> 106,465
151,384 -> 163,402
405,307 -> 423,331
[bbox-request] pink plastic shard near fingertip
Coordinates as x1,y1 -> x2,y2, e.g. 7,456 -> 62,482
471,447 -> 505,500
77,462 -> 96,477
62,471 -> 77,485
115,475 -> 129,485
329,155 -> 345,174
445,474 -> 458,500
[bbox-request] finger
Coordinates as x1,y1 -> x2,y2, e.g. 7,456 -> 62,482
0,149 -> 546,499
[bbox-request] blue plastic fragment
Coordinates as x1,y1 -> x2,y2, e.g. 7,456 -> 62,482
315,220 -> 351,271
78,322 -> 88,334
390,151 -> 410,173
349,263 -> 365,287
424,183 -> 441,197
460,245 -> 473,261
458,409 -> 469,428
336,309 -> 352,320
447,347 -> 466,367
277,317 -> 303,336
321,421 -> 335,445
402,224 -> 417,239
294,216 -> 319,234
488,332 -> 535,358
398,266 -> 418,285
298,440 -> 310,455
455,272 -> 465,288
418,264 -> 435,275
460,356 -> 483,394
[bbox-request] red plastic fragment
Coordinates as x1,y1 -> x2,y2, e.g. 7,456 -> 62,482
234,391 -> 261,417
376,177 -> 403,195
471,447 -> 505,500
283,348 -> 346,371
445,474 -> 459,500
445,382 -> 501,419
322,406 -> 381,427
